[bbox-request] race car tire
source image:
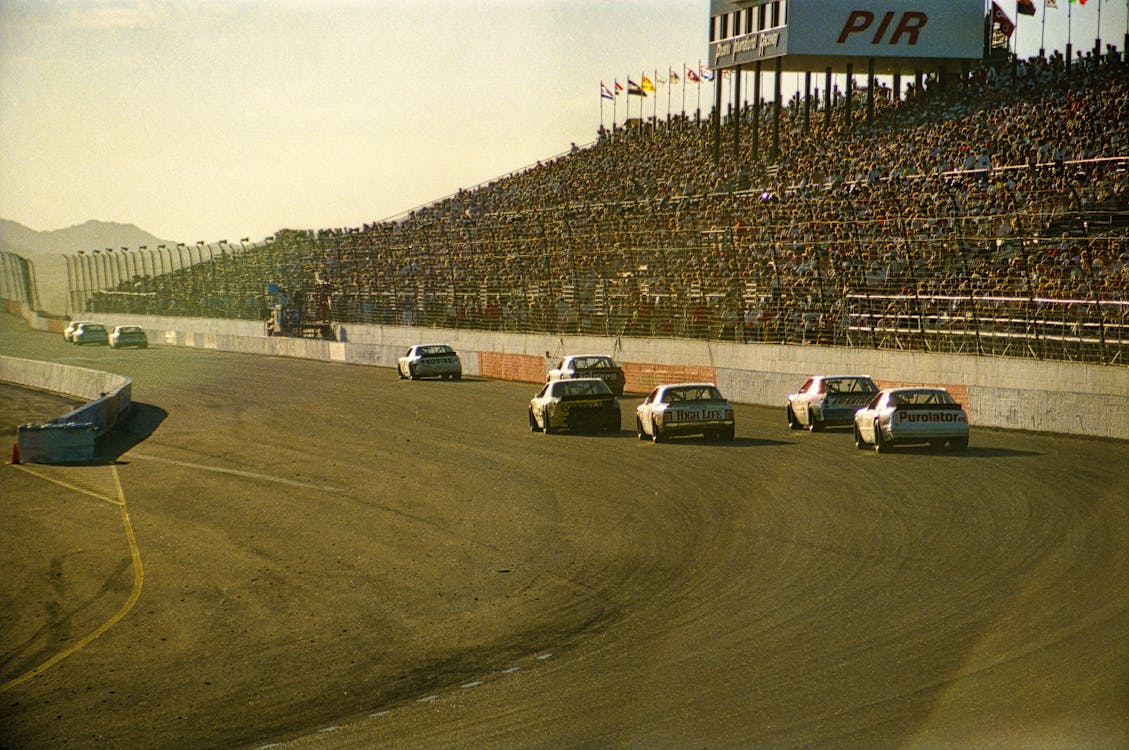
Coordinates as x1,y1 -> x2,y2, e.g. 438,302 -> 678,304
635,417 -> 647,440
651,419 -> 666,443
854,425 -> 869,450
605,415 -> 620,434
543,412 -> 555,435
873,420 -> 888,453
722,425 -> 735,441
950,437 -> 968,451
787,404 -> 803,430
453,373 -> 462,381
408,364 -> 418,381
529,409 -> 541,432
807,409 -> 822,432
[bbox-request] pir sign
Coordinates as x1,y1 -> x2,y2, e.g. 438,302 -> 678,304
709,0 -> 984,72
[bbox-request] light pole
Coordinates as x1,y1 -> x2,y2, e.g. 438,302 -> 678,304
77,251 -> 92,311
62,254 -> 75,316
107,248 -> 119,289
119,246 -> 131,283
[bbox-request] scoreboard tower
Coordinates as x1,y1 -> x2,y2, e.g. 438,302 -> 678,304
705,0 -> 987,161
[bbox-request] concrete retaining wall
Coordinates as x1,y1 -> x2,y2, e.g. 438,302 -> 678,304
1,355 -> 132,463
87,313 -> 1128,440
7,304 -> 1128,441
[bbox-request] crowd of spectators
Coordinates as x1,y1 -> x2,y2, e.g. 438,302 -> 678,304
87,50 -> 1129,363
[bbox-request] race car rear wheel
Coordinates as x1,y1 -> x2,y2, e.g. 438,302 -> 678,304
787,404 -> 803,430
854,425 -> 868,450
635,417 -> 647,440
950,437 -> 968,451
529,408 -> 541,432
873,420 -> 888,453
807,409 -> 822,432
651,419 -> 666,443
543,412 -> 555,435
722,425 -> 735,441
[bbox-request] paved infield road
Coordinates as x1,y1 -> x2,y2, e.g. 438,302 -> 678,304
1,313 -> 1127,749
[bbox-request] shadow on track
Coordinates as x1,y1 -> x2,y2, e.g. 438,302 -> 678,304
95,402 -> 168,465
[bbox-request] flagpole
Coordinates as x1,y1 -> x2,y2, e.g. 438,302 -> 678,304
641,71 -> 647,124
697,58 -> 703,121
653,68 -> 658,129
1014,2 -> 1020,71
1040,0 -> 1047,56
613,79 -> 618,130
1067,0 -> 1073,70
600,85 -> 605,133
668,66 -> 673,122
1095,0 -> 1102,59
682,62 -> 687,125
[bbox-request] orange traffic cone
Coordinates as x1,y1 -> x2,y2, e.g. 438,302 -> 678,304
9,442 -> 20,465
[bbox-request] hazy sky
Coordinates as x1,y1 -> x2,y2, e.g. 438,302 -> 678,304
1,0 -> 1122,244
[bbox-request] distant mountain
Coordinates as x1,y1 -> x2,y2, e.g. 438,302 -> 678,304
0,218 -> 176,259
0,219 -> 177,316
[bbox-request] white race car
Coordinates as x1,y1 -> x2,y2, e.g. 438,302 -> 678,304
63,320 -> 95,342
635,383 -> 735,442
529,378 -> 621,434
547,354 -> 626,396
398,344 -> 462,380
853,387 -> 969,452
787,375 -> 878,431
109,325 -> 149,349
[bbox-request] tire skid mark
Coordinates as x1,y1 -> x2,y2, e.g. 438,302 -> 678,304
1,464 -> 143,693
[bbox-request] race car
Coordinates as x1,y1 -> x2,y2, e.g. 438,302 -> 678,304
110,325 -> 149,349
635,383 -> 735,442
70,322 -> 109,346
529,378 -> 620,434
787,374 -> 879,431
63,320 -> 95,342
398,344 -> 462,380
547,354 -> 626,396
853,387 -> 969,452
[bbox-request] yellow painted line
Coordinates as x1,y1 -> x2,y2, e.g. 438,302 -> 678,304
10,463 -> 122,506
1,464 -> 143,693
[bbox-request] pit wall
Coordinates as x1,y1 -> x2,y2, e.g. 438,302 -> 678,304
1,355 -> 132,463
77,312 -> 1128,441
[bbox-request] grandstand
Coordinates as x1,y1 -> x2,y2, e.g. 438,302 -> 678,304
74,50 -> 1128,365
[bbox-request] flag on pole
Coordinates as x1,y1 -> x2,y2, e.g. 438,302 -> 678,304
1046,0 -> 1057,7
991,1 -> 1016,35
1017,0 -> 1036,14
1067,0 -> 1086,4
686,67 -> 700,82
641,75 -> 655,93
615,80 -> 624,95
670,70 -> 680,84
600,82 -> 614,100
700,65 -> 715,81
627,79 -> 646,96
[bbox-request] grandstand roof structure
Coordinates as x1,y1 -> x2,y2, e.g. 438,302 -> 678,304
708,0 -> 987,75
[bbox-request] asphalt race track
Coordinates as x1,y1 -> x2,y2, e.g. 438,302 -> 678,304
1,313 -> 1127,749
